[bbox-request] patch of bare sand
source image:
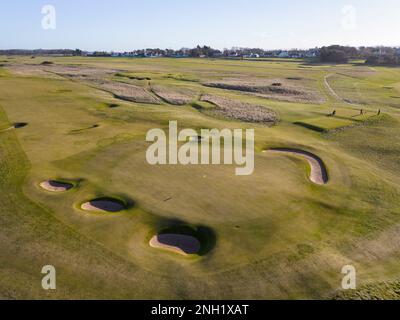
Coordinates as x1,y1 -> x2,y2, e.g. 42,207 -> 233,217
150,234 -> 201,255
40,180 -> 73,192
200,94 -> 278,125
81,199 -> 126,213
264,148 -> 328,185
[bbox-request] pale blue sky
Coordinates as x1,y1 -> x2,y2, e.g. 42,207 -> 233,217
1,0 -> 399,50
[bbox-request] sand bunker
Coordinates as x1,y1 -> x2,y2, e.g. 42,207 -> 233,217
40,180 -> 73,192
150,234 -> 201,255
0,123 -> 28,133
81,198 -> 126,213
264,148 -> 328,185
13,122 -> 28,129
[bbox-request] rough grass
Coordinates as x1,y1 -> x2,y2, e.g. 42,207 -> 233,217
150,85 -> 197,105
334,279 -> 400,300
200,94 -> 279,125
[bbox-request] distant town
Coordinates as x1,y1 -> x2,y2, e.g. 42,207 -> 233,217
1,45 -> 400,65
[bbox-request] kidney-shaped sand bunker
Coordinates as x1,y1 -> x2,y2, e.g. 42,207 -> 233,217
81,197 -> 126,213
149,225 -> 216,256
40,180 -> 73,192
264,148 -> 328,185
150,233 -> 201,255
13,122 -> 28,129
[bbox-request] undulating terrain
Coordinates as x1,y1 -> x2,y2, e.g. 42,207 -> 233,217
0,56 -> 400,299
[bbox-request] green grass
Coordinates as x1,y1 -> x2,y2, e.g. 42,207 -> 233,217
295,117 -> 355,132
1,56 -> 400,299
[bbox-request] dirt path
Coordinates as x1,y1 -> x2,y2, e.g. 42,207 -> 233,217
324,74 -> 360,107
324,74 -> 341,101
0,126 -> 13,133
264,148 -> 328,185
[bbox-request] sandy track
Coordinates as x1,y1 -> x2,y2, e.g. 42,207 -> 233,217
0,126 -> 14,133
150,234 -> 201,255
324,74 -> 341,100
324,74 -> 360,107
264,148 -> 328,185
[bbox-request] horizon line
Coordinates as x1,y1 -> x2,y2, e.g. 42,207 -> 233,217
1,44 -> 400,52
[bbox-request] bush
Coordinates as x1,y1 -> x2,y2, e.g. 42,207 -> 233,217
320,46 -> 349,63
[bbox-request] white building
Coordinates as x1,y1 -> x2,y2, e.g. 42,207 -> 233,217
305,49 -> 319,58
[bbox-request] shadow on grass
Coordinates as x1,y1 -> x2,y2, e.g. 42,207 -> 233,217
294,122 -> 326,133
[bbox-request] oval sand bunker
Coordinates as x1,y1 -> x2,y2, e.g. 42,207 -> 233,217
150,234 -> 201,255
1,123 -> 28,133
13,122 -> 28,129
264,148 -> 328,185
81,198 -> 126,213
40,180 -> 73,192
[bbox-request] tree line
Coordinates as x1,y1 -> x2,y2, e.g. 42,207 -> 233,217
1,46 -> 399,65
320,45 -> 400,65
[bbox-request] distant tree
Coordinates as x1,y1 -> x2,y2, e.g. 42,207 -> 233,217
366,53 -> 400,65
188,45 -> 221,58
320,46 -> 349,63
